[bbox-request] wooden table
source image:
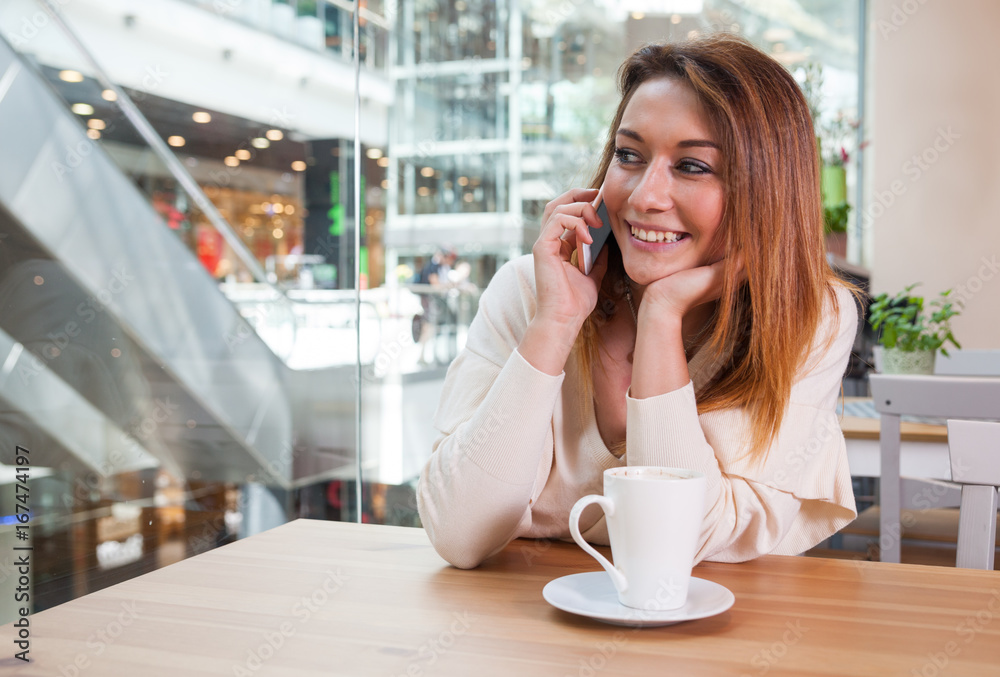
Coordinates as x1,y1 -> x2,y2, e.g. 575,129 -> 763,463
4,520 -> 999,676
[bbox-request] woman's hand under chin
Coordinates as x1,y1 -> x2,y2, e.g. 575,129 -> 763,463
639,255 -> 732,323
629,253 -> 738,399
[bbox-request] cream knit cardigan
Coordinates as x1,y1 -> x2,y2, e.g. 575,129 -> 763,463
418,255 -> 858,569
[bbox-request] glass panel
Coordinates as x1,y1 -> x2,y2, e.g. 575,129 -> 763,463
364,0 -> 863,525
0,0 -> 369,619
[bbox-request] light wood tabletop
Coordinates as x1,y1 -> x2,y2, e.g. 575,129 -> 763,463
839,397 -> 948,443
4,519 -> 999,676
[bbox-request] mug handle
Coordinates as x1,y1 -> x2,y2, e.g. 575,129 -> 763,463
569,494 -> 628,594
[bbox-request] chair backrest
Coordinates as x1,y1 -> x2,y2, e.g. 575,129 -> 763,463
870,374 -> 1000,419
947,420 -> 1000,486
935,350 -> 1000,376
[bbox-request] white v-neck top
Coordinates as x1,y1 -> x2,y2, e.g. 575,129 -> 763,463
418,255 -> 858,569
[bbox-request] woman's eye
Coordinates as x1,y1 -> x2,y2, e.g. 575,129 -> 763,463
677,159 -> 712,174
613,148 -> 641,165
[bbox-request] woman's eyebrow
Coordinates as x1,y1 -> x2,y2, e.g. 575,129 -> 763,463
677,139 -> 720,150
616,128 -> 645,143
616,128 -> 719,150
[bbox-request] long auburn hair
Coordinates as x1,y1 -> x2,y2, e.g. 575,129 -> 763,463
577,33 -> 845,461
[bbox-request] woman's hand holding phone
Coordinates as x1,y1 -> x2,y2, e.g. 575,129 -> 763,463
520,187 -> 608,375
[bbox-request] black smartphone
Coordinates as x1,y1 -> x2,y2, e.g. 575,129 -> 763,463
580,199 -> 613,275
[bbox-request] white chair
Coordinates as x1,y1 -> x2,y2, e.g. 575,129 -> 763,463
869,374 -> 1000,563
947,420 -> 1000,569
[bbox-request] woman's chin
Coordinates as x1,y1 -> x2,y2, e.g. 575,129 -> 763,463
622,261 -> 690,286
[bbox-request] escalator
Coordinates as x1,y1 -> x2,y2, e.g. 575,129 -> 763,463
0,28 -> 357,490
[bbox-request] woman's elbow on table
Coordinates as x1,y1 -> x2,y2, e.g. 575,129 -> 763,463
416,484 -> 523,569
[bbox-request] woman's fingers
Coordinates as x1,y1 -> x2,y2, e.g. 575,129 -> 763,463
542,187 -> 598,219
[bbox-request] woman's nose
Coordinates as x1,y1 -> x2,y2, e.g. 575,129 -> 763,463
627,159 -> 675,213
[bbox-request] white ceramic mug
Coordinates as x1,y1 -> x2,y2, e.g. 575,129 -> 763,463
569,466 -> 706,611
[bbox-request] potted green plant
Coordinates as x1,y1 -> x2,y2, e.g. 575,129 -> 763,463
868,284 -> 962,374
798,63 -> 865,257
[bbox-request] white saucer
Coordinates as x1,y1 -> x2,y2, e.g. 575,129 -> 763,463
542,572 -> 734,627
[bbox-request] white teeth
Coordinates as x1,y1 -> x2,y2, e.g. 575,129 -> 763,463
630,226 -> 683,243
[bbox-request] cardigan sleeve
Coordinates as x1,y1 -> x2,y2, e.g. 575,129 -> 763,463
625,284 -> 859,562
416,257 -> 562,569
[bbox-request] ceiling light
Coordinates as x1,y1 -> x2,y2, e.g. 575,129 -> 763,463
291,160 -> 306,171
377,157 -> 389,168
251,137 -> 270,149
631,12 -> 644,20
235,149 -> 251,160
224,156 -> 239,167
167,135 -> 185,147
87,119 -> 106,130
59,70 -> 84,83
192,111 -> 212,123
265,129 -> 283,141
671,14 -> 682,24
285,205 -> 295,215
86,129 -> 101,140
71,103 -> 94,115
272,228 -> 284,239
417,187 -> 430,197
366,148 -> 383,159
273,203 -> 285,214
420,167 -> 434,177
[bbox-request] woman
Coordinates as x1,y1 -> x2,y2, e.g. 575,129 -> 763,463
418,34 -> 858,569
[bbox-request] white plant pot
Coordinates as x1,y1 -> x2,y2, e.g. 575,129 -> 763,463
881,347 -> 936,375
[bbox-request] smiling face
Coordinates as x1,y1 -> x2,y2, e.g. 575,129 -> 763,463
603,77 -> 726,287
